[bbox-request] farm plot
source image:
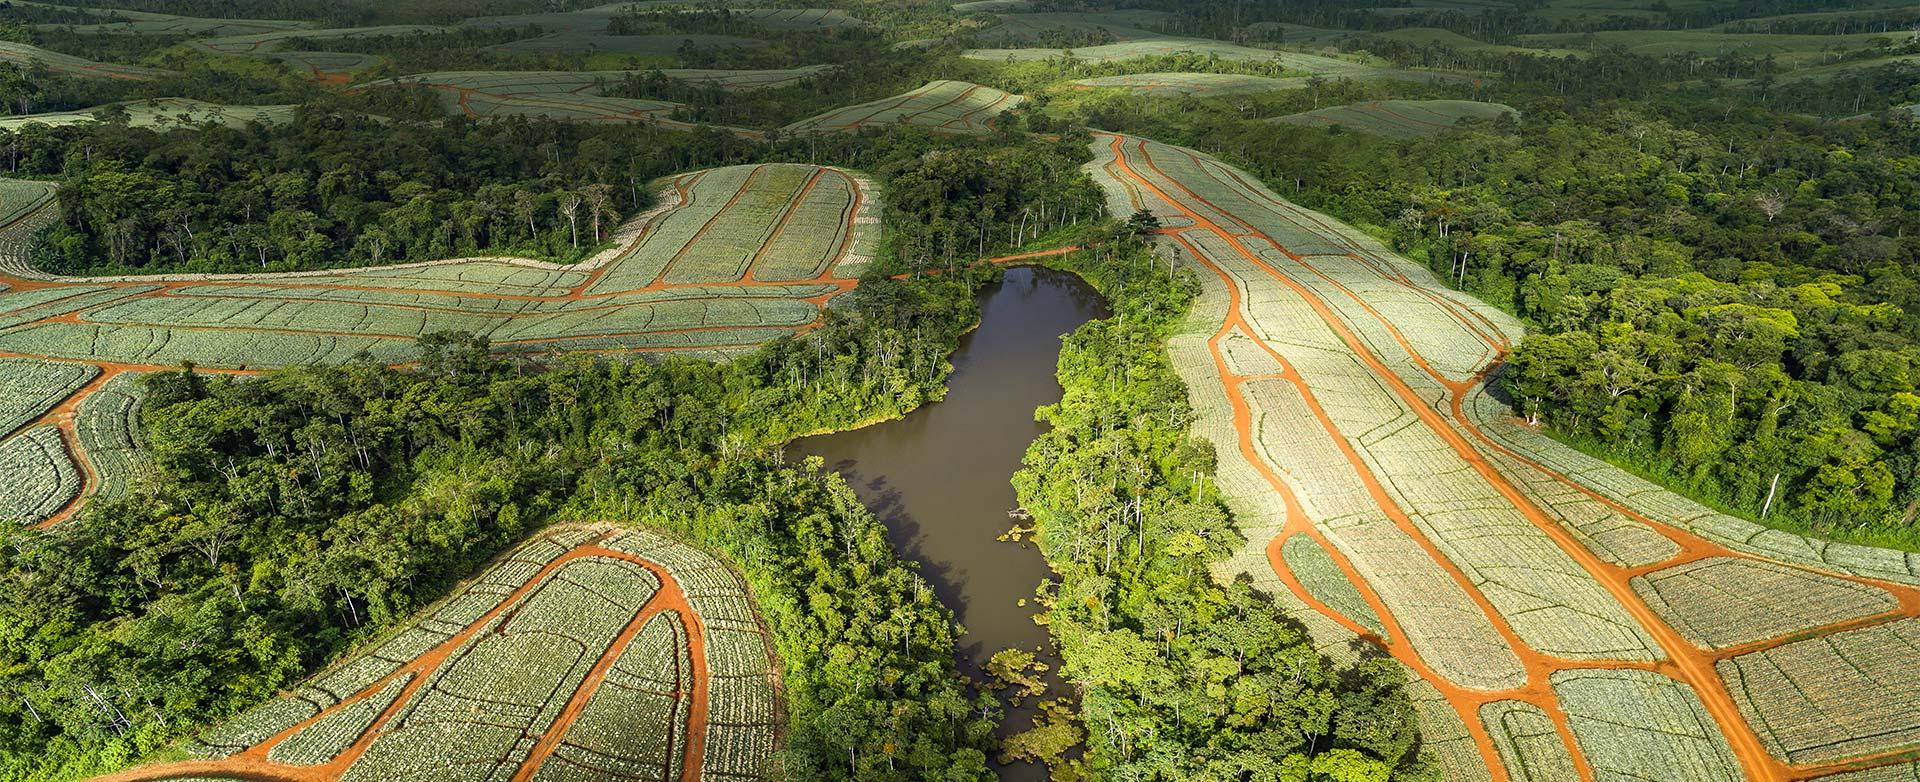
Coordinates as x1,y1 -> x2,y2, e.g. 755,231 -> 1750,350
1073,72 -> 1311,96
0,179 -> 55,228
1552,668 -> 1744,782
589,164 -> 866,292
1718,618 -> 1920,765
0,425 -> 80,526
965,38 -> 1373,74
75,371 -> 149,502
153,525 -> 779,782
0,165 -> 872,371
490,32 -> 765,57
782,80 -> 1025,136
1271,99 -> 1520,138
0,357 -> 97,438
0,40 -> 170,80
1278,533 -> 1387,636
1087,130 -> 1920,782
1633,557 -> 1899,650
14,0 -> 311,37
369,70 -> 683,123
0,98 -> 301,131
975,10 -> 1174,43
1479,700 -> 1581,782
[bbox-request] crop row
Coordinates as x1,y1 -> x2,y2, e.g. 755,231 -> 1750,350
0,425 -> 79,526
1278,534 -> 1387,637
0,357 -> 98,438
1479,700 -> 1580,782
75,371 -> 149,501
1551,668 -> 1743,782
1632,556 -> 1898,651
1718,618 -> 1920,765
782,80 -> 1025,136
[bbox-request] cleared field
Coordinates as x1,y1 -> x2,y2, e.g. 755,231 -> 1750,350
0,425 -> 80,526
964,38 -> 1376,75
1553,668 -> 1744,782
369,70 -> 682,123
0,357 -> 98,438
14,0 -> 311,37
0,98 -> 301,130
782,80 -> 1025,135
1086,130 -> 1920,782
0,167 -> 872,370
1633,557 -> 1899,650
0,40 -> 170,80
490,32 -> 764,56
1719,618 -> 1920,765
135,525 -> 778,782
0,179 -> 56,228
976,10 -> 1174,43
1480,700 -> 1580,782
1519,29 -> 1913,66
1073,72 -> 1311,96
74,371 -> 148,502
1374,27 -> 1583,57
1272,99 -> 1519,138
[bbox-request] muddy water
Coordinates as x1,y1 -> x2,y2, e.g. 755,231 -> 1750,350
790,266 -> 1105,781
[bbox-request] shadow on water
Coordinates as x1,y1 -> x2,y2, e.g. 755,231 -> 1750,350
790,266 -> 1106,781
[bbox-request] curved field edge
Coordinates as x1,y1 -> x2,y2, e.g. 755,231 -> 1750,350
96,523 -> 778,782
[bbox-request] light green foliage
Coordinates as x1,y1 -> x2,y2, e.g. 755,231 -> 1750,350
74,371 -> 147,501
1632,557 -> 1898,650
0,98 -> 302,130
1074,72 -> 1313,96
782,80 -> 1025,135
1480,701 -> 1580,782
0,40 -> 170,79
1718,618 -> 1920,765
0,357 -> 96,437
1279,534 -> 1388,636
0,425 -> 79,526
1551,668 -> 1743,782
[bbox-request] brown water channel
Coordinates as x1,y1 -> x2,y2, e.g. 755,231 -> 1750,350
790,266 -> 1105,780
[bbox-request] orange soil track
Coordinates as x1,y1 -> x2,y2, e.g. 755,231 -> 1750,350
1097,131 -> 1920,781
90,530 -> 720,782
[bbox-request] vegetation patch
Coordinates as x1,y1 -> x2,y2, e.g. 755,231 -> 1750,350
781,79 -> 1024,136
1271,99 -> 1519,138
1718,618 -> 1920,765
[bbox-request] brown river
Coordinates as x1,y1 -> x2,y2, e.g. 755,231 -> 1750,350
790,266 -> 1106,780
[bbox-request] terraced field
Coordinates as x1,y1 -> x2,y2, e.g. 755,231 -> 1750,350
15,0 -> 311,36
0,98 -> 301,130
1272,100 -> 1520,138
1072,73 -> 1313,96
1089,131 -> 1920,782
0,40 -> 170,80
89,525 -> 780,782
782,80 -> 1024,135
363,69 -> 823,130
0,164 -> 876,525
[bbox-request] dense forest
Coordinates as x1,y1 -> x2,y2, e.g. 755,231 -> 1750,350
1069,47 -> 1920,547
